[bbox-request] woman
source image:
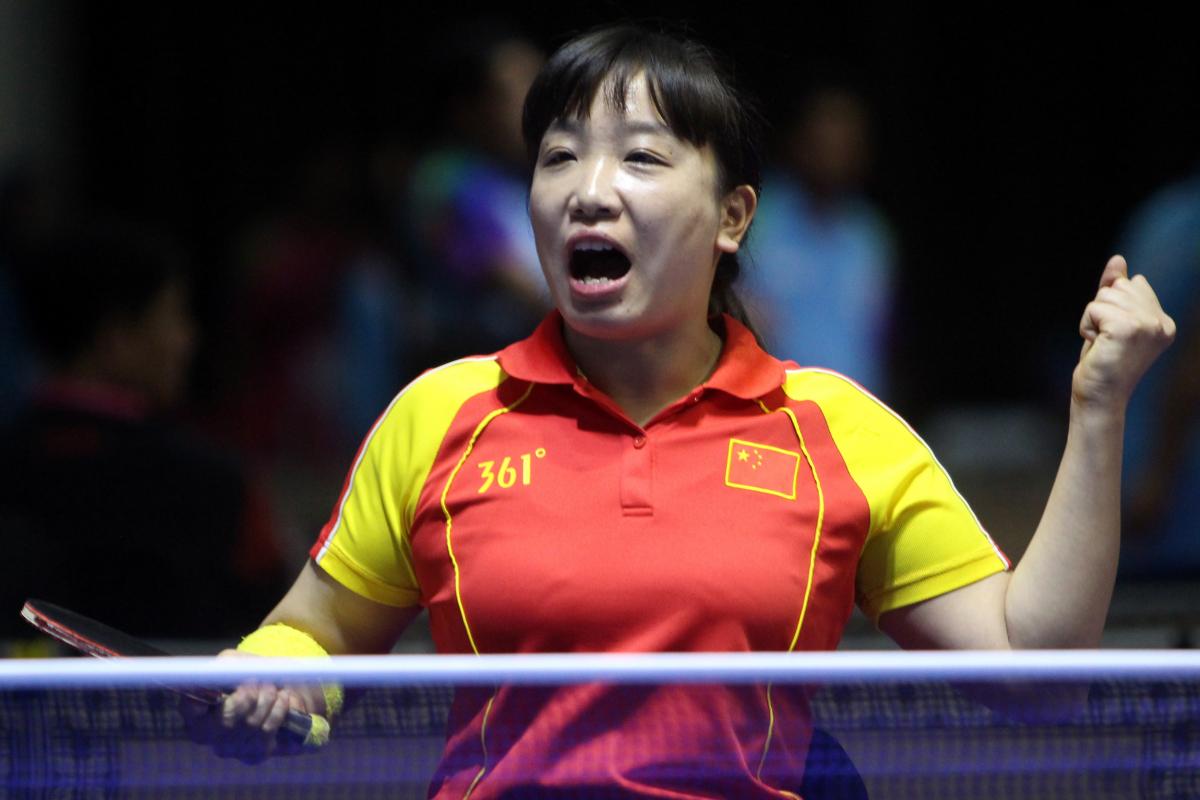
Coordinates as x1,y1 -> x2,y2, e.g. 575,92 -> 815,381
213,23 -> 1175,796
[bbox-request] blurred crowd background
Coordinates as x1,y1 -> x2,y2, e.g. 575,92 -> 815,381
1,5 -> 1198,650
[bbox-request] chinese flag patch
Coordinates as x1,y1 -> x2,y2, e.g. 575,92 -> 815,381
724,438 -> 801,500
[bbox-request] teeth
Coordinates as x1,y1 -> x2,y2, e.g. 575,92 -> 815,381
579,276 -> 614,284
573,240 -> 616,252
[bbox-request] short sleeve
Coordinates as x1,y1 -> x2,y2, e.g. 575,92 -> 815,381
309,356 -> 510,608
782,370 -> 1010,624
310,395 -> 423,607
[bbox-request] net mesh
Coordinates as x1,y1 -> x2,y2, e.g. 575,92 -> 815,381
2,653 -> 1198,799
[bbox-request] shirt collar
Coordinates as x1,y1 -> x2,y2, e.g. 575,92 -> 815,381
497,311 -> 784,400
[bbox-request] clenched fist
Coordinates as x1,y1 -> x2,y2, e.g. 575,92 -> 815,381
1074,255 -> 1176,413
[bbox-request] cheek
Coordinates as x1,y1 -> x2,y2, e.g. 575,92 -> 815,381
528,215 -> 557,278
527,178 -> 556,243
526,181 -> 566,298
621,172 -> 722,233
664,196 -> 723,250
616,176 -> 683,230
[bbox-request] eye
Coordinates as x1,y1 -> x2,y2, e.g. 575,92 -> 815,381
540,149 -> 575,167
626,150 -> 666,166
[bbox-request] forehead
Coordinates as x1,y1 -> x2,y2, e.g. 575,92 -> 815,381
549,73 -> 681,139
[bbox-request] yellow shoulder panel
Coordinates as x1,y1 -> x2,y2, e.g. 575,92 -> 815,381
781,369 -> 1008,624
313,356 -> 508,607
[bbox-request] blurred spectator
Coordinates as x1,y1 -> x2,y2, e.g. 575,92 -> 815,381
1116,165 -> 1200,578
402,24 -> 548,364
744,84 -> 896,397
0,223 -> 287,640
232,145 -> 412,450
213,143 -> 412,554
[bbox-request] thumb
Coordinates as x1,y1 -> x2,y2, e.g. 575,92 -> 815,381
1098,254 -> 1128,289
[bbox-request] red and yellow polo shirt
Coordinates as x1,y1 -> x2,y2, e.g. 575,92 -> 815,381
309,311 -> 1009,797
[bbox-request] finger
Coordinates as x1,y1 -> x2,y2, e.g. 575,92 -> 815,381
221,687 -> 244,725
222,681 -> 258,727
262,689 -> 293,734
1095,285 -> 1143,313
1127,273 -> 1169,313
1098,254 -> 1128,289
1099,284 -> 1180,345
285,687 -> 317,718
1090,287 -> 1176,338
296,684 -> 323,716
1093,289 -> 1169,332
246,684 -> 279,728
1079,301 -> 1102,341
1079,300 -> 1137,348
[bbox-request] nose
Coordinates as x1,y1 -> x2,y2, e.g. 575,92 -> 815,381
569,155 -> 619,220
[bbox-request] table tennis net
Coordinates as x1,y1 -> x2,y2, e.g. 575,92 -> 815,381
2,652 -> 1198,799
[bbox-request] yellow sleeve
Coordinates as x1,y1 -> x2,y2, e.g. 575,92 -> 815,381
311,357 -> 508,607
783,370 -> 1010,624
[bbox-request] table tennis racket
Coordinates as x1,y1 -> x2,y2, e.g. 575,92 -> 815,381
20,598 -> 315,745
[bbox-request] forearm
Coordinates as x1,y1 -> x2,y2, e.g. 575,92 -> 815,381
223,561 -> 417,738
882,256 -> 1172,653
1005,401 -> 1125,648
259,560 -> 419,655
260,575 -> 351,655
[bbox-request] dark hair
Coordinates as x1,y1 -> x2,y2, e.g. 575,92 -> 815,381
19,222 -> 186,365
521,23 -> 764,338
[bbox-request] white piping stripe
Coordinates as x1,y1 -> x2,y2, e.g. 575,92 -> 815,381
784,367 -> 1011,568
313,355 -> 500,564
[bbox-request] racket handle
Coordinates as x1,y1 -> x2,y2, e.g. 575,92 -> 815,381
279,708 -> 331,748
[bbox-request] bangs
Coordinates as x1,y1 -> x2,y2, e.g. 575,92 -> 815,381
521,25 -> 759,192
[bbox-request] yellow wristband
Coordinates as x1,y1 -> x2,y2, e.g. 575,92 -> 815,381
237,623 -> 345,717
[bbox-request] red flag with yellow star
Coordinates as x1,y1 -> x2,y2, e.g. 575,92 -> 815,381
724,438 -> 801,500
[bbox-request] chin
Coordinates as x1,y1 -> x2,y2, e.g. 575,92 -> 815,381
558,302 -> 676,344
557,303 -> 629,337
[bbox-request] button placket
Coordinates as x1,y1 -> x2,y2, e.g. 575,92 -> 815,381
620,430 -> 653,515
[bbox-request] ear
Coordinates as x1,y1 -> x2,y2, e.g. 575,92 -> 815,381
716,185 -> 758,254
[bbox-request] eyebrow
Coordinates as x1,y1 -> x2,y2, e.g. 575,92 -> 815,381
546,118 -> 673,137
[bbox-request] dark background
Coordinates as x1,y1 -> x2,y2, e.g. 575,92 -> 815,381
2,3 -> 1197,648
47,5 -> 1198,419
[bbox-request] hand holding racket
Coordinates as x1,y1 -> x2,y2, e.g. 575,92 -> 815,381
20,599 -> 324,762
205,648 -> 332,760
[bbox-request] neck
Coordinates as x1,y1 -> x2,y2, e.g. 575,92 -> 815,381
564,316 -> 723,427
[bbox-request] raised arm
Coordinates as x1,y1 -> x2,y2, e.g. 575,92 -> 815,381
881,255 -> 1176,650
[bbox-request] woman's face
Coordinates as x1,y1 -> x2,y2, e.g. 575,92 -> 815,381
529,73 -> 746,342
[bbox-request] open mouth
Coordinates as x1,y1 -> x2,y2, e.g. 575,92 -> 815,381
569,241 -> 632,284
